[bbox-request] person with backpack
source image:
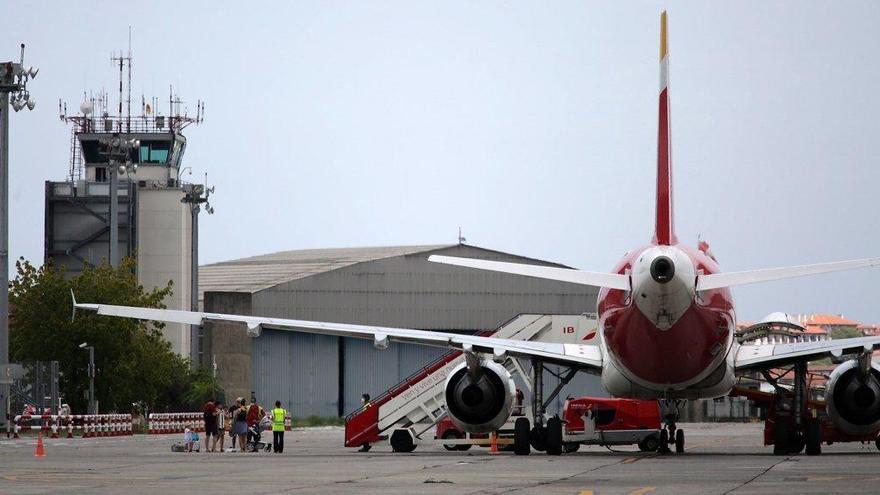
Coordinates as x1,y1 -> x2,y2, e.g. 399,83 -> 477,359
232,398 -> 249,452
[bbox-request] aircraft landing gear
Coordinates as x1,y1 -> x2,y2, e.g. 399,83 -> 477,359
764,362 -> 812,456
658,399 -> 686,454
526,358 -> 578,456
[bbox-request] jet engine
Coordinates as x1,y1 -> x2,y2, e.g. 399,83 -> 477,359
826,359 -> 880,436
444,359 -> 516,433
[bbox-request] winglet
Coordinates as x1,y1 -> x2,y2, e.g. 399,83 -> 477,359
71,289 -> 77,322
653,10 -> 676,246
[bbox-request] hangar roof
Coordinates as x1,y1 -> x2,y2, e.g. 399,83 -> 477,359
198,244 -> 572,300
199,244 -> 454,298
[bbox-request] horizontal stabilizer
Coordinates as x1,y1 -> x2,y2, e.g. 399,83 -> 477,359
428,255 -> 630,290
697,257 -> 880,291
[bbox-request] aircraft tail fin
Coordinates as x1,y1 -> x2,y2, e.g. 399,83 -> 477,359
653,11 -> 677,246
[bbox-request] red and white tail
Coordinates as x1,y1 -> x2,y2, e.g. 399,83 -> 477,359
653,11 -> 676,246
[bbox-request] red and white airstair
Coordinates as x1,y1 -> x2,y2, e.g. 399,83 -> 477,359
344,313 -> 598,448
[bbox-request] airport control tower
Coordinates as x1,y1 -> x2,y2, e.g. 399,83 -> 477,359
45,50 -> 209,361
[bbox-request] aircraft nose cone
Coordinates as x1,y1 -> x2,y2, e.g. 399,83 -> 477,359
650,256 -> 675,284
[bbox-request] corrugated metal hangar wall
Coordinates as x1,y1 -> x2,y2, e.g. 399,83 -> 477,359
201,244 -> 601,416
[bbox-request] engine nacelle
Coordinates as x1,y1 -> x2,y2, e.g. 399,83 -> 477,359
444,359 -> 515,433
826,359 -> 880,436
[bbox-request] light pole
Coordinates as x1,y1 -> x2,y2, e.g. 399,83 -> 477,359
0,44 -> 37,427
181,177 -> 213,368
79,343 -> 96,414
98,135 -> 138,266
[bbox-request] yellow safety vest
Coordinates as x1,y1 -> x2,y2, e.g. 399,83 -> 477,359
272,408 -> 286,432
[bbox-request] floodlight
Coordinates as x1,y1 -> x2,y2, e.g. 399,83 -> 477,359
26,99 -> 35,111
28,67 -> 38,78
79,342 -> 88,349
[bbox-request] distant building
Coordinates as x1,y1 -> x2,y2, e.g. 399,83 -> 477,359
796,314 -> 861,340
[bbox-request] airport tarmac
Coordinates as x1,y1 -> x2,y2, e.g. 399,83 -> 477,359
1,422 -> 879,494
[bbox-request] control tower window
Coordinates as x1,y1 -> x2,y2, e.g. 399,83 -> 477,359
139,141 -> 171,163
95,167 -> 108,182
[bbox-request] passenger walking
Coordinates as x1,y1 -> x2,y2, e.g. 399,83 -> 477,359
233,398 -> 249,452
246,397 -> 264,447
228,403 -> 239,449
216,401 -> 226,452
271,400 -> 287,453
203,400 -> 219,452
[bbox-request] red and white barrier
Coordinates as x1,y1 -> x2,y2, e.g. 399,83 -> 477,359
13,414 -> 132,439
148,413 -> 204,434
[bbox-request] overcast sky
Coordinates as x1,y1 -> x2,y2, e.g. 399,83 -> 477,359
4,1 -> 880,324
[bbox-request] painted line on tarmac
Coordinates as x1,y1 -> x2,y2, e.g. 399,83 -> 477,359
629,487 -> 656,495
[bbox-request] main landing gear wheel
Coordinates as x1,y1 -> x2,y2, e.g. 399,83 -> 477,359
545,416 -> 563,456
674,428 -> 685,453
805,419 -> 821,456
658,428 -> 670,454
390,430 -> 417,453
514,418 -> 531,456
530,424 -> 547,452
773,419 -> 790,456
638,434 -> 660,452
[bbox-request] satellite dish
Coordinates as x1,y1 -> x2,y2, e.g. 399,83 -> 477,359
80,101 -> 94,116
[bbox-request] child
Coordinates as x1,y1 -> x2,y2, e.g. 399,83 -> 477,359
184,424 -> 200,452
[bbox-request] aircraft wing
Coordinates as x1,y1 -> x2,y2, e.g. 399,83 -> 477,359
697,257 -> 880,291
428,255 -> 630,290
735,336 -> 880,371
72,296 -> 604,372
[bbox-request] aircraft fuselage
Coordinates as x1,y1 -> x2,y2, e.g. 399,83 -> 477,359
598,244 -> 737,399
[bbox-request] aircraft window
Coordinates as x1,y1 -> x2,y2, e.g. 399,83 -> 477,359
595,407 -> 616,426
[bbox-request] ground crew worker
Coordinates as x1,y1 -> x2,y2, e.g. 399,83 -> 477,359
358,394 -> 372,452
271,400 -> 287,453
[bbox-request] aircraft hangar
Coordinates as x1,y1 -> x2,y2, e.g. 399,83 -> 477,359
198,243 -> 602,417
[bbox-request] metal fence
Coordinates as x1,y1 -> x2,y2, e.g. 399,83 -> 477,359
8,361 -> 61,419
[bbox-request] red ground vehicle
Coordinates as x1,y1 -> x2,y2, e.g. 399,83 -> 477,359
436,397 -> 661,453
561,397 -> 662,453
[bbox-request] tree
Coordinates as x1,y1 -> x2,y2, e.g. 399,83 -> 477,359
9,257 -> 219,413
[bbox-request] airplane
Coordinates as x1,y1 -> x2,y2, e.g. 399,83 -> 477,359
74,12 -> 880,456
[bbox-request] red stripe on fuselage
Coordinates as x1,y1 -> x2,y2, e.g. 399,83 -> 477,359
654,87 -> 675,246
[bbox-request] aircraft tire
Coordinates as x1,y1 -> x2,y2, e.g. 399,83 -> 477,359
773,419 -> 790,456
675,429 -> 685,453
514,417 -> 531,455
658,428 -> 670,454
546,416 -> 563,456
530,424 -> 547,452
805,419 -> 821,456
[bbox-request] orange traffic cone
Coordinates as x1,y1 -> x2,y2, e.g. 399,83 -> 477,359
34,432 -> 46,458
488,431 -> 499,455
